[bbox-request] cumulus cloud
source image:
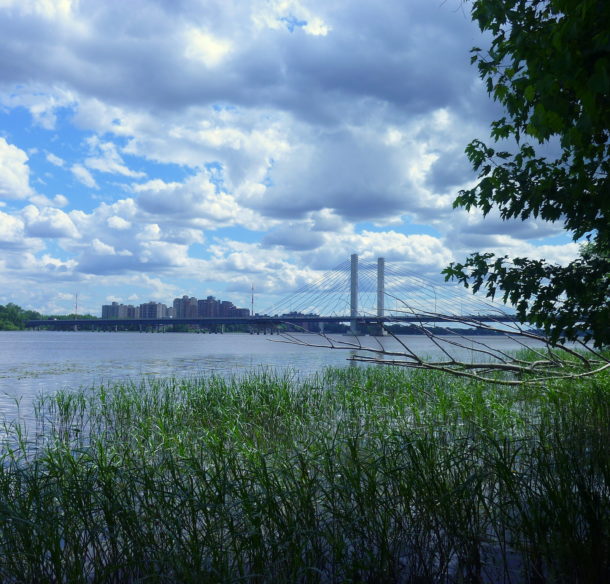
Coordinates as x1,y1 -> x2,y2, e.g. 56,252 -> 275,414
262,222 -> 326,251
523,242 -> 580,265
53,197 -> 204,277
0,211 -> 28,249
107,215 -> 131,230
134,173 -> 271,230
91,238 -> 117,255
205,228 -> 455,300
29,193 -> 69,207
295,229 -> 454,275
21,205 -> 80,239
442,208 -> 568,254
0,138 -> 34,199
0,0 -> 580,310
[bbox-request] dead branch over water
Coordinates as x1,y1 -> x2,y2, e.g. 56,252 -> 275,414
276,302 -> 609,386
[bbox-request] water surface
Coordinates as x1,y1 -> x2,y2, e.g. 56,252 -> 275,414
0,330 -> 545,424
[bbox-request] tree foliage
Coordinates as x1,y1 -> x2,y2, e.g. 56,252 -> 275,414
0,303 -> 42,331
0,304 -> 100,330
444,0 -> 610,347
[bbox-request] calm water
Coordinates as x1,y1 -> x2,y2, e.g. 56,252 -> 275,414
0,330 -> 545,424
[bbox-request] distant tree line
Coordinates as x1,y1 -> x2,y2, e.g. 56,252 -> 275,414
0,303 -> 97,331
384,324 -> 505,336
0,303 -> 42,331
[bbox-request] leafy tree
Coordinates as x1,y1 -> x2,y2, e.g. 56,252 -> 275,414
0,303 -> 100,330
444,0 -> 610,347
0,303 -> 42,330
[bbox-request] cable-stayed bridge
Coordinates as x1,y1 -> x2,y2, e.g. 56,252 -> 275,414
263,254 -> 515,333
26,255 -> 516,332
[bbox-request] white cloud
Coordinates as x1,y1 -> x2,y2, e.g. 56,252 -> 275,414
0,211 -> 27,248
204,238 -> 316,295
84,136 -> 146,178
530,243 -> 580,265
71,164 -> 98,189
310,208 -> 348,232
0,86 -> 77,129
0,138 -> 34,199
134,173 -> 271,230
71,98 -> 136,136
303,17 -> 331,36
1,0 -> 78,19
21,205 -> 80,239
107,215 -> 132,230
46,152 -> 65,167
184,28 -> 232,67
489,241 -> 580,267
263,221 -> 326,251
139,241 -> 189,267
91,238 -> 116,255
54,194 -> 69,207
29,193 -> 69,207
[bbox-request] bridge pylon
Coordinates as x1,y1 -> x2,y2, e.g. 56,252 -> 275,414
349,254 -> 386,336
377,257 -> 386,336
350,253 -> 358,335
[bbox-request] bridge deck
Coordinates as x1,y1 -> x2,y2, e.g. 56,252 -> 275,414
26,314 -> 516,329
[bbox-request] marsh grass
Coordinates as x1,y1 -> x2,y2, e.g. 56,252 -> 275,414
0,366 -> 608,583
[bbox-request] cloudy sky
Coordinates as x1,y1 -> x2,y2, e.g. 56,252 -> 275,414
0,0 -> 577,316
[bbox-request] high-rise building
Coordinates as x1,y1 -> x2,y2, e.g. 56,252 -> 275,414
173,296 -> 198,318
102,301 -> 120,319
102,302 -> 139,319
198,296 -> 220,317
103,295 -> 249,320
139,302 -> 168,319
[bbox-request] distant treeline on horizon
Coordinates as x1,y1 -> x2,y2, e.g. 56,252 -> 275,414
0,303 -> 95,331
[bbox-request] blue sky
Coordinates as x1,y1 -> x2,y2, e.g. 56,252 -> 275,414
0,0 -> 577,316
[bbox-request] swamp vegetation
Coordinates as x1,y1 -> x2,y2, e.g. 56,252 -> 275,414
0,366 -> 608,583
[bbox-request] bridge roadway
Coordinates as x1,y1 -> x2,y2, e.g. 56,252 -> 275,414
26,313 -> 516,329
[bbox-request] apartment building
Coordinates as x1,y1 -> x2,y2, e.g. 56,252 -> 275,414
102,295 -> 249,319
139,301 -> 169,319
101,301 -> 140,319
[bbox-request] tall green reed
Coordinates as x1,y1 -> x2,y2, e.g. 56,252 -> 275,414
0,366 -> 607,582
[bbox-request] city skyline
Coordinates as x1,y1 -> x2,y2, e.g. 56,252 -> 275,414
0,1 -> 578,316
102,294 -> 251,320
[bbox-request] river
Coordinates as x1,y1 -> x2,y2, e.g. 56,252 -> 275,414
0,330 -> 546,424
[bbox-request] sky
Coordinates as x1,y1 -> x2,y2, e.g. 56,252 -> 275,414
0,0 -> 578,317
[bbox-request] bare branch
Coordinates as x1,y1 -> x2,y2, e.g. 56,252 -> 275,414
274,304 -> 608,386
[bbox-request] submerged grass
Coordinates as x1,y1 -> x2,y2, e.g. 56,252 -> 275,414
0,366 -> 609,583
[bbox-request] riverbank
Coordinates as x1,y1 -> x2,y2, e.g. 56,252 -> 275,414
1,367 -> 608,582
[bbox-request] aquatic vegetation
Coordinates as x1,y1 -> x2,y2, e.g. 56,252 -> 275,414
0,368 -> 608,582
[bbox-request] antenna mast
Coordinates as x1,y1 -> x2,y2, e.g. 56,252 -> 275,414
74,292 -> 78,317
251,284 -> 254,316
